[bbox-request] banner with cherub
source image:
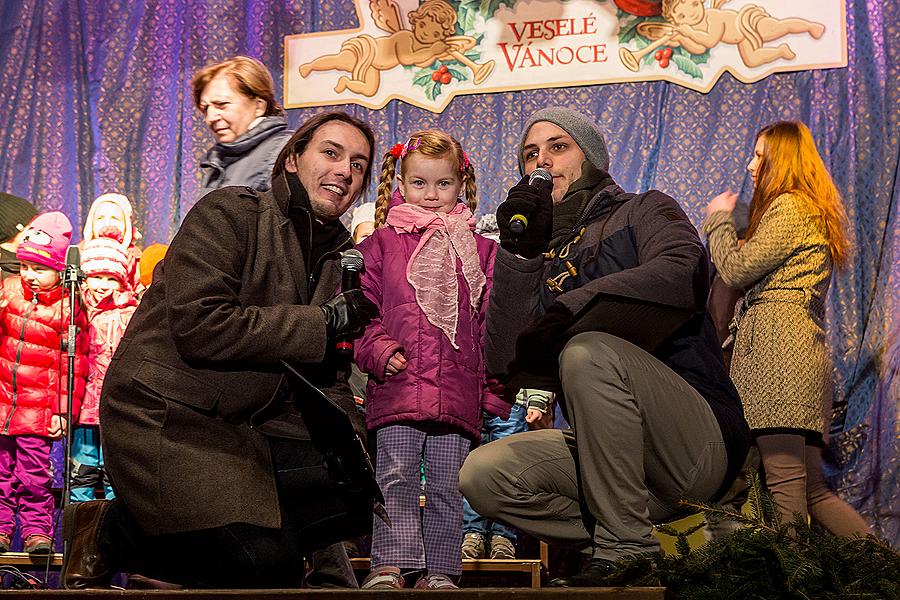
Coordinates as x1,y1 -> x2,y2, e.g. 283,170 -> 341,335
284,0 -> 846,113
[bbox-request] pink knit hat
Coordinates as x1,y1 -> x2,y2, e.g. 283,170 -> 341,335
82,237 -> 129,285
16,211 -> 72,271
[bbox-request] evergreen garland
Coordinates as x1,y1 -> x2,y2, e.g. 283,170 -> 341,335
597,471 -> 900,599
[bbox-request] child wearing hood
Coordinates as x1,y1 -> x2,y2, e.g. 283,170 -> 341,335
83,193 -> 142,291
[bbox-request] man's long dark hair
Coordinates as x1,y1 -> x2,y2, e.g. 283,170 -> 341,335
272,112 -> 377,189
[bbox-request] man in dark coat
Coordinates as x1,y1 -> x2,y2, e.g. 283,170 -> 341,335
62,112 -> 379,589
460,107 -> 751,586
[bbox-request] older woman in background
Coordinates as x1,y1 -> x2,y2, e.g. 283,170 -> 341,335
193,56 -> 292,199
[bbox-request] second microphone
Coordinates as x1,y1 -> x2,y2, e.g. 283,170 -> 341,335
509,168 -> 553,235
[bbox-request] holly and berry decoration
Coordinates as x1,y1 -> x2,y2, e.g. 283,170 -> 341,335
654,46 -> 673,68
412,54 -> 477,101
405,0 -> 504,101
431,65 -> 453,84
616,8 -> 710,79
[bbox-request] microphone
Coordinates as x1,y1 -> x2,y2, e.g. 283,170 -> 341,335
509,168 -> 552,235
335,249 -> 364,357
63,245 -> 84,287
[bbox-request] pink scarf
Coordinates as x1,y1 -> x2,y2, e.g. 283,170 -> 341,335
386,196 -> 485,349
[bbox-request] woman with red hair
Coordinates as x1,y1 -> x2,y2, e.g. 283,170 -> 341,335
703,121 -> 868,536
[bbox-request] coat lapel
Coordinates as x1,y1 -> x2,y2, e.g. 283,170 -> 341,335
271,173 -> 310,303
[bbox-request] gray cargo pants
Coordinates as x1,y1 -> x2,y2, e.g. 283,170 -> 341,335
460,332 -> 728,561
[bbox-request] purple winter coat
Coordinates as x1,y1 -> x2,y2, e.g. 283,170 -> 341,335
355,221 -> 509,440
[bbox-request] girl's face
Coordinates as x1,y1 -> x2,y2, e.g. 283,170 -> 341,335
86,274 -> 124,294
93,202 -> 126,238
747,136 -> 766,186
399,153 -> 464,214
20,261 -> 60,292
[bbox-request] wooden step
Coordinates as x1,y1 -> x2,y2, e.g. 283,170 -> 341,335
0,588 -> 667,598
350,557 -> 544,587
0,551 -> 62,566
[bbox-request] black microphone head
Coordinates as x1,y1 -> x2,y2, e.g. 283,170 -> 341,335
65,245 -> 81,267
528,168 -> 552,187
341,248 -> 364,272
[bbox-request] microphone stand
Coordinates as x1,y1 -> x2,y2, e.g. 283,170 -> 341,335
61,255 -> 83,521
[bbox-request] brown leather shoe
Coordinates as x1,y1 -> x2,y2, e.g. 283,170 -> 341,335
62,500 -> 113,589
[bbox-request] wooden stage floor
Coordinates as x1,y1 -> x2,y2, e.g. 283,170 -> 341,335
0,589 -> 668,599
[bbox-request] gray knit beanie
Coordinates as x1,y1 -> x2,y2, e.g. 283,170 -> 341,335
0,193 -> 38,243
518,107 -> 610,176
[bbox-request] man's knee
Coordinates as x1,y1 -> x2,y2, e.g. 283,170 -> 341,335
460,445 -> 504,519
560,330 -> 625,368
559,332 -> 628,393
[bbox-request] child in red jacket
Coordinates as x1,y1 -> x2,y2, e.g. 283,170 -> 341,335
0,212 -> 89,554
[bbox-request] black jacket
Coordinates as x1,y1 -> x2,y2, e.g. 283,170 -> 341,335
487,180 -> 750,498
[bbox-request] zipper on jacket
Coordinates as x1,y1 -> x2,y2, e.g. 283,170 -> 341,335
3,296 -> 38,434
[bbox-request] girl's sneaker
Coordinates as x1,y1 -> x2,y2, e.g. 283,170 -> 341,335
24,534 -> 52,555
361,566 -> 405,589
414,573 -> 458,589
0,532 -> 11,553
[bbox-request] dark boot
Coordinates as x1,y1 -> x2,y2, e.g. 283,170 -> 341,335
548,558 -> 617,587
62,500 -> 113,589
305,542 -> 358,588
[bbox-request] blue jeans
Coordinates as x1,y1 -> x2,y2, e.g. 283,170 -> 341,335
462,404 -> 527,540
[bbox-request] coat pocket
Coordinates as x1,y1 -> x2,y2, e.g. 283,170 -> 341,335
131,358 -> 222,414
734,310 -> 757,357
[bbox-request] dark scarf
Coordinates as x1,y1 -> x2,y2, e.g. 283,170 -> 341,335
549,162 -> 614,250
285,172 -> 348,284
201,116 -> 288,167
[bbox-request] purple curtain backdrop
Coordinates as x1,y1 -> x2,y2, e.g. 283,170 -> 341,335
0,0 -> 897,544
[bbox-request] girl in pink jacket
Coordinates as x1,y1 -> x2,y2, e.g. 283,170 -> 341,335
0,212 -> 88,554
356,130 -> 508,590
70,238 -> 137,502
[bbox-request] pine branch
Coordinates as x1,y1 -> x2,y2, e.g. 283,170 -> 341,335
637,469 -> 900,598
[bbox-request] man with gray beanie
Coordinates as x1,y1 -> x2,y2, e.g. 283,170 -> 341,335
460,107 -> 750,586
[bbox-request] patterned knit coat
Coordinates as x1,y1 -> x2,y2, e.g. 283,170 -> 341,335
703,192 -> 834,437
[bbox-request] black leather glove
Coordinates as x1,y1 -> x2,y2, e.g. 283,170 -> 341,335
509,303 -> 573,374
320,290 -> 378,339
496,175 -> 553,259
